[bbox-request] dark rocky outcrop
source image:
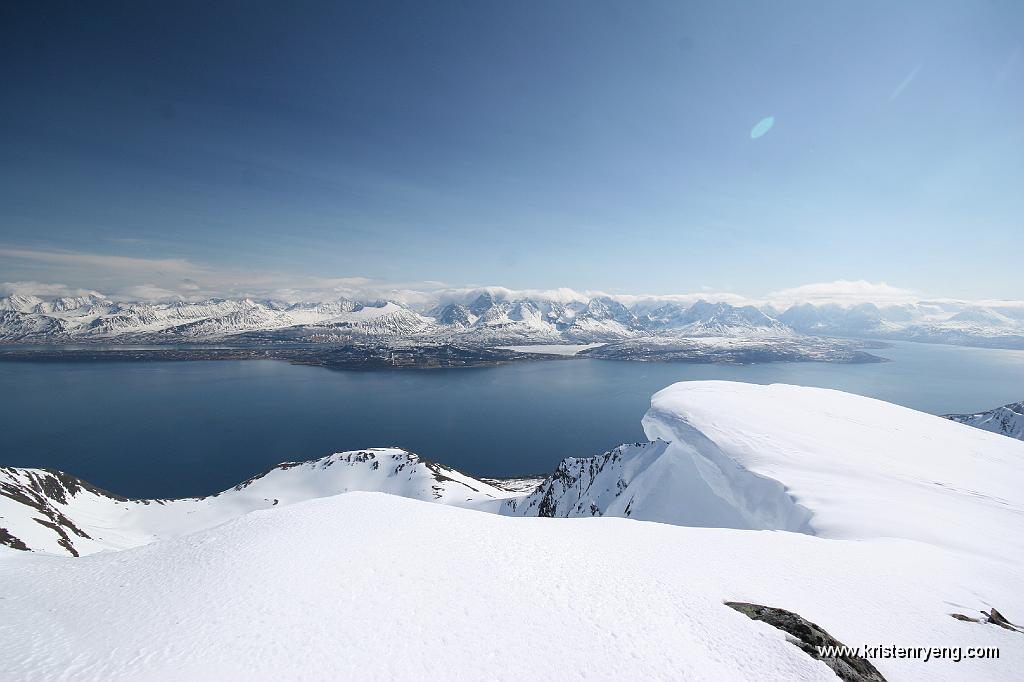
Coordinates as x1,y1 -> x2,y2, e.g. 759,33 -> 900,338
950,607 -> 1022,633
0,526 -> 30,551
725,601 -> 887,682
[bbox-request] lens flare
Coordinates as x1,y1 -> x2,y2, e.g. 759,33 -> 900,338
750,116 -> 774,139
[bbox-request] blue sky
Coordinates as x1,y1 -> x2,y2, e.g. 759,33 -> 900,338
1,1 -> 1022,301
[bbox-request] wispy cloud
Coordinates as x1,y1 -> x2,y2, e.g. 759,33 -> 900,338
4,275 -> 1021,312
0,245 -> 453,303
105,237 -> 150,245
0,247 -> 196,274
610,291 -> 759,308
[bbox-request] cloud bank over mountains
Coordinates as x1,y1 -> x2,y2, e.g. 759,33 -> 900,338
2,276 -> 1020,313
1,246 -> 1020,310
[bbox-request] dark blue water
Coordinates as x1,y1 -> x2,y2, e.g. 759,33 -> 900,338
3,340 -> 1023,499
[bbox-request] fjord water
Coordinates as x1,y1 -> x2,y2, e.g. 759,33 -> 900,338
3,340 -> 1024,499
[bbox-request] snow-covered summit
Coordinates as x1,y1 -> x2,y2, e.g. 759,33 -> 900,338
650,299 -> 793,337
0,293 -> 44,312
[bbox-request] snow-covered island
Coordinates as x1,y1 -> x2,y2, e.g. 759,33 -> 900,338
3,381 -> 1023,681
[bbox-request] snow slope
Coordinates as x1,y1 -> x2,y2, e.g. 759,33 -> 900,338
944,400 -> 1024,440
642,381 -> 1024,563
3,493 -> 1022,682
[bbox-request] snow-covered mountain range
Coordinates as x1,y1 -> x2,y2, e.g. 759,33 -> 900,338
3,291 -> 1023,351
779,300 -> 1024,349
4,382 -> 1023,681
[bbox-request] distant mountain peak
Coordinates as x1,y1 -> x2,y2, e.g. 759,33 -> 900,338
944,400 -> 1024,440
468,292 -> 497,315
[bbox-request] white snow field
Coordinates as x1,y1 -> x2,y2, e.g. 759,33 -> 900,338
3,493 -> 1022,682
3,381 -> 1024,681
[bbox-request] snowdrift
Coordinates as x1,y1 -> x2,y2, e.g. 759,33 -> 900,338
642,381 -> 1024,563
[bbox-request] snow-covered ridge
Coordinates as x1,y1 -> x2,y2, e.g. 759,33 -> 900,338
944,400 -> 1024,440
5,291 -> 1022,350
0,449 -> 524,556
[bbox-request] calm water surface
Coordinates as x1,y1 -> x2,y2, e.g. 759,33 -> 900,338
2,340 -> 1023,498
